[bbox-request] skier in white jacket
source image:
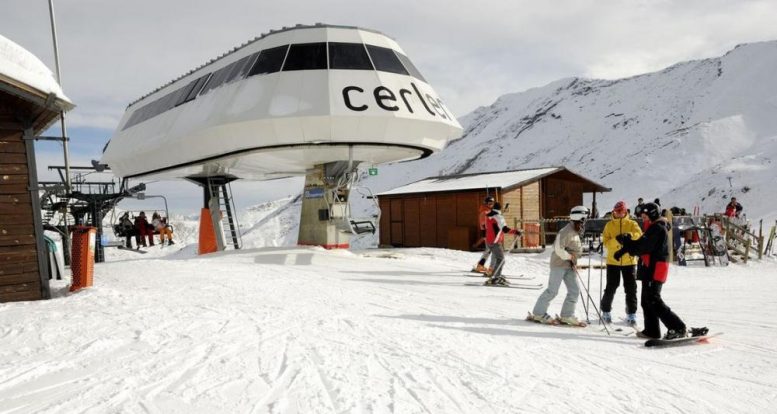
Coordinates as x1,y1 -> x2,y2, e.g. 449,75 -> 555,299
529,206 -> 588,326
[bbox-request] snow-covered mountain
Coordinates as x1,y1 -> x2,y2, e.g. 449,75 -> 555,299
116,40 -> 777,250
363,40 -> 777,225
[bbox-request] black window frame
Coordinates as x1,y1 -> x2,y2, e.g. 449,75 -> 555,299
365,44 -> 408,75
395,52 -> 426,82
282,42 -> 328,71
328,42 -> 374,70
179,73 -> 211,106
248,45 -> 289,76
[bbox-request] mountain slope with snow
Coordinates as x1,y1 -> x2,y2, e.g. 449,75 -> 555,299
364,40 -> 777,223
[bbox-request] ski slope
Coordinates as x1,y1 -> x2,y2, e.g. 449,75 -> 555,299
1,244 -> 776,413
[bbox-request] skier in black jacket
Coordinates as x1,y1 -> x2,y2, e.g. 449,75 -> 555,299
614,202 -> 687,340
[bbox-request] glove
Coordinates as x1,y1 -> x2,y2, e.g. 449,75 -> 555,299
615,233 -> 632,244
613,249 -> 625,261
511,229 -> 524,236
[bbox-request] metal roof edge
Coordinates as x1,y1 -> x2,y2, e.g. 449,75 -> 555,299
127,23 -> 391,109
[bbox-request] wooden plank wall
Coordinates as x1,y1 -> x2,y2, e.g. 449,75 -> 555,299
378,191 -> 486,251
502,181 -> 541,247
542,177 -> 584,218
0,128 -> 43,302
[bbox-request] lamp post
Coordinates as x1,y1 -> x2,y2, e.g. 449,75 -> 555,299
48,0 -> 73,258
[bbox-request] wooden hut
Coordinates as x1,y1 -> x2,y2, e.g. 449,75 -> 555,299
377,167 -> 610,251
1,35 -> 74,302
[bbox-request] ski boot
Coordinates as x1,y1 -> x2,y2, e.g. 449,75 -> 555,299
484,277 -> 508,286
472,264 -> 487,274
558,315 -> 587,327
527,312 -> 557,325
690,327 -> 709,337
663,328 -> 688,340
625,313 -> 638,327
602,311 -> 612,324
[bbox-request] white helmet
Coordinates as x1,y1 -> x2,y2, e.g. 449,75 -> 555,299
569,205 -> 590,222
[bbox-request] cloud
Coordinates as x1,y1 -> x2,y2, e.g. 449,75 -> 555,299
5,0 -> 777,125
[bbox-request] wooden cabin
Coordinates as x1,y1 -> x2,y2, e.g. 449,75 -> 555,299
1,37 -> 74,302
377,167 -> 610,251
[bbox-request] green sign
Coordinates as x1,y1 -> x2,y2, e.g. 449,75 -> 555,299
368,168 -> 378,176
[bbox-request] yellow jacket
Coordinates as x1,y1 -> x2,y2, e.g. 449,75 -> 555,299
602,216 -> 642,266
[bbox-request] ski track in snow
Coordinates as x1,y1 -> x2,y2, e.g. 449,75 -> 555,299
1,246 -> 777,413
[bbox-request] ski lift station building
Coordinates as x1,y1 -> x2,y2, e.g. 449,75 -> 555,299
376,167 -> 610,251
1,34 -> 74,302
102,24 -> 462,250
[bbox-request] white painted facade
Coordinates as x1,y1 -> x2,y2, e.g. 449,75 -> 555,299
102,25 -> 462,180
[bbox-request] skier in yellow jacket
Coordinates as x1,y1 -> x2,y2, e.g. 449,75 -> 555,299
601,200 -> 642,326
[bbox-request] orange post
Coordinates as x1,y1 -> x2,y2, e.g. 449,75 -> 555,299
198,208 -> 218,255
70,226 -> 96,292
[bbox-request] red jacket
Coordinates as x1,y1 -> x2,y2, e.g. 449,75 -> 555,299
484,209 -> 521,244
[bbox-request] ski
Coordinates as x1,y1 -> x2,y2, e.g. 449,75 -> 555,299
644,332 -> 719,348
464,282 -> 543,290
117,246 -> 148,254
464,274 -> 535,281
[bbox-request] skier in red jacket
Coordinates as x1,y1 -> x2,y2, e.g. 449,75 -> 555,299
484,202 -> 523,286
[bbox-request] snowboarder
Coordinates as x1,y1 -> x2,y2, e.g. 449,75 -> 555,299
529,205 -> 588,326
472,196 -> 496,274
483,202 -> 523,286
614,202 -> 687,340
600,201 -> 642,325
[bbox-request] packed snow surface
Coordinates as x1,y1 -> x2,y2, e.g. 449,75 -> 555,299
1,244 -> 776,413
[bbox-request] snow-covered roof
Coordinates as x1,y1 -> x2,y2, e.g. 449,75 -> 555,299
378,167 -> 565,196
0,34 -> 72,105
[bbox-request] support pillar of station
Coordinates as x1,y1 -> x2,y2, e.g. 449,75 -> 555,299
186,176 -> 238,255
298,164 -> 351,249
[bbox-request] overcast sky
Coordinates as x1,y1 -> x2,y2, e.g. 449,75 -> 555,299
4,0 -> 777,212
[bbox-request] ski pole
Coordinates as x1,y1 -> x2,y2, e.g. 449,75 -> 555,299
575,256 -> 590,318
599,237 -> 604,313
586,240 -> 593,323
574,266 -> 610,336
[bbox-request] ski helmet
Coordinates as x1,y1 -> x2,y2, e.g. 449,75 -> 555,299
484,196 -> 495,203
641,202 -> 660,221
569,205 -> 589,222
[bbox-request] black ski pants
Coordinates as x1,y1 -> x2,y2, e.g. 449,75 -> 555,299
600,265 -> 638,314
641,278 -> 686,338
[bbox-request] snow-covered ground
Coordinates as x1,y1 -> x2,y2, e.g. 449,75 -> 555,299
2,241 -> 776,413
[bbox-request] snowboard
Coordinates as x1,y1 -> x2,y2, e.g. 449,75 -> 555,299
464,282 -> 543,290
644,331 -> 718,348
